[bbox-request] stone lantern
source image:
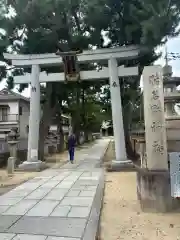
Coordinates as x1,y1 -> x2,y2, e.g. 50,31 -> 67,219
163,62 -> 180,152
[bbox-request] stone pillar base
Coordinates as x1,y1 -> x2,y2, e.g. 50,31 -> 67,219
107,159 -> 135,172
136,166 -> 180,213
18,161 -> 47,172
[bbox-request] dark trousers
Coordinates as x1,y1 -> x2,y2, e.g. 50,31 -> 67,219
68,148 -> 75,161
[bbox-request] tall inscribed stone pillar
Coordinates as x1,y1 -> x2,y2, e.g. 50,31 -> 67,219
136,66 -> 172,213
143,65 -> 168,170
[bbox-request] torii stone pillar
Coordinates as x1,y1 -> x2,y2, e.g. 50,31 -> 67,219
19,64 -> 46,171
108,58 -> 132,167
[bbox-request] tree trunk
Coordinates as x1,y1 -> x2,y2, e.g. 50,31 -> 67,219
57,108 -> 65,153
81,85 -> 88,142
39,113 -> 50,161
58,126 -> 65,152
123,104 -> 139,162
124,121 -> 139,161
38,83 -> 55,161
73,83 -> 81,145
84,130 -> 89,142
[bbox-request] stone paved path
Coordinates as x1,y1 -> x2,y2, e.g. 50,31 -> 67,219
0,138 -> 109,240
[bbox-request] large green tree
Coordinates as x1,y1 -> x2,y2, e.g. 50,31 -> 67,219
1,0 -> 100,159
1,0 -> 180,160
86,0 -> 180,159
0,0 -> 8,80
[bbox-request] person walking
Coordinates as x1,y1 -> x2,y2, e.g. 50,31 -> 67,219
67,131 -> 76,163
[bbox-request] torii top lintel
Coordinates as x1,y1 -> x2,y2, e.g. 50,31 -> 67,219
3,45 -> 141,67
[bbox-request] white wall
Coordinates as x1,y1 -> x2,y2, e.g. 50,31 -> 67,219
0,133 -> 6,139
0,101 -> 19,121
19,100 -> 30,139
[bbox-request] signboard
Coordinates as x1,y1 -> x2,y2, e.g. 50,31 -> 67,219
143,66 -> 168,170
63,55 -> 80,82
169,152 -> 180,197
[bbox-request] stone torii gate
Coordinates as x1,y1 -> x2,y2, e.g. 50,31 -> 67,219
4,45 -> 140,171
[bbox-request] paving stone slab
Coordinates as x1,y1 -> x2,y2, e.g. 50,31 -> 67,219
80,172 -> 92,177
51,175 -> 66,181
15,183 -> 42,191
85,186 -> 97,191
27,178 -> 47,183
26,200 -> 59,217
50,205 -> 71,217
25,188 -> 52,200
47,237 -> 81,240
79,176 -> 99,181
63,177 -> 79,183
68,206 -> 91,218
60,197 -> 93,207
40,181 -> 60,188
0,233 -> 15,240
65,173 -> 81,177
55,181 -> 74,189
33,176 -> 53,180
52,173 -> 70,179
0,198 -> 22,206
0,215 -> 21,232
79,191 -> 96,197
66,190 -> 80,197
0,206 -> 11,214
69,171 -> 83,175
39,171 -> 59,177
8,216 -> 87,238
75,180 -> 98,186
2,200 -> 38,216
64,175 -> 81,180
71,185 -> 86,191
45,189 -> 69,201
3,190 -> 33,199
12,234 -> 46,240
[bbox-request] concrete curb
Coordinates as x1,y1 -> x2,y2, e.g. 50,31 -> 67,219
82,140 -> 109,240
99,140 -> 111,167
82,170 -> 105,240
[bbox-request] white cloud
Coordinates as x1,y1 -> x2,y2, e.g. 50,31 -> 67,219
13,85 -> 31,97
0,78 -> 30,97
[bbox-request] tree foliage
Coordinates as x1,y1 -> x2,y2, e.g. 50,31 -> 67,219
0,0 -> 180,159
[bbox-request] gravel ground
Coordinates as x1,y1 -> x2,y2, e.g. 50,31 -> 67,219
0,149 -> 71,195
100,142 -> 180,240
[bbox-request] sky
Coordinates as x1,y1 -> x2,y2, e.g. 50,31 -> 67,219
0,4 -> 180,97
155,36 -> 180,76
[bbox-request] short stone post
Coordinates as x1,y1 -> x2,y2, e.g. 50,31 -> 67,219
7,157 -> 15,175
7,128 -> 19,175
100,128 -> 103,138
